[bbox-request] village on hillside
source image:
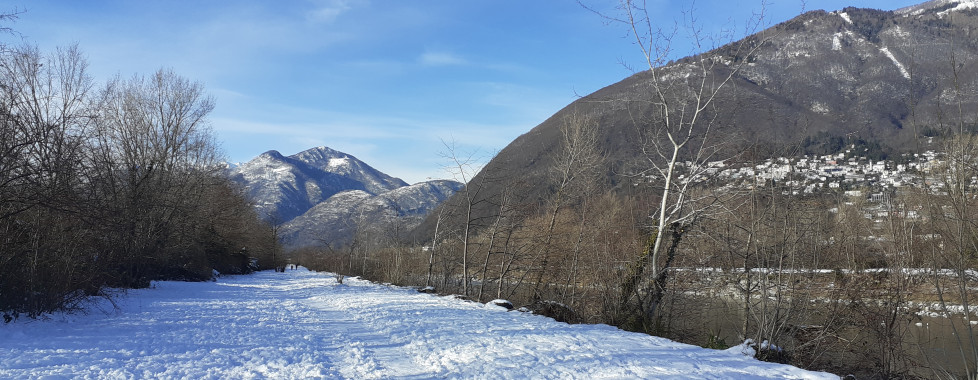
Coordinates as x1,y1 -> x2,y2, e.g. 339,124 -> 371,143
694,149 -> 951,196
670,147 -> 971,227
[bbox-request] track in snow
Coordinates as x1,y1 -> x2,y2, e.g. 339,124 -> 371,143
0,269 -> 836,379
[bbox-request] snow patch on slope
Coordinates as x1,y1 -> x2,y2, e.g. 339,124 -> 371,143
328,157 -> 351,169
838,12 -> 853,24
279,180 -> 463,249
939,0 -> 978,15
880,46 -> 911,80
897,0 -> 978,16
230,146 -> 408,223
810,102 -> 831,115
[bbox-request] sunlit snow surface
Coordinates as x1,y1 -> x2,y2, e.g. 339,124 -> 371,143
0,270 -> 836,379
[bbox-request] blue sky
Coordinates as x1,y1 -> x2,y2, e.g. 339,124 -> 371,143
7,0 -> 921,184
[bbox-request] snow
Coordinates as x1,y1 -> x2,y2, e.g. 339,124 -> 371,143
231,145 -> 414,224
879,46 -> 911,80
939,0 -> 978,16
328,157 -> 350,170
810,102 -> 830,114
898,0 -> 978,16
838,12 -> 852,24
831,33 -> 842,51
0,270 -> 835,379
487,299 -> 515,310
726,339 -> 782,359
279,180 -> 461,249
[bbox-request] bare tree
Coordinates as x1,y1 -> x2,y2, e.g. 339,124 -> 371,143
476,203 -> 505,303
587,0 -> 772,327
440,140 -> 493,297
920,135 -> 978,377
89,68 -> 222,284
530,111 -> 603,300
0,44 -> 93,220
0,43 -> 97,315
425,205 -> 445,288
0,32 -> 277,316
904,14 -> 978,376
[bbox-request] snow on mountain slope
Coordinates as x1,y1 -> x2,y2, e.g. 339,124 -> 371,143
424,3 -> 978,239
280,180 -> 464,249
230,146 -> 461,248
290,146 -> 407,195
229,146 -> 407,223
0,270 -> 836,379
897,0 -> 978,15
279,190 -> 374,248
375,179 -> 464,216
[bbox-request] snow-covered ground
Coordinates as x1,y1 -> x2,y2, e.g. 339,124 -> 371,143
0,269 -> 836,379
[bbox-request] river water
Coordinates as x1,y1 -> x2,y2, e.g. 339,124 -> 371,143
911,315 -> 978,377
665,295 -> 978,377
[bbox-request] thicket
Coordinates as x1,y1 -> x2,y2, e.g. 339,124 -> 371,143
0,21 -> 282,318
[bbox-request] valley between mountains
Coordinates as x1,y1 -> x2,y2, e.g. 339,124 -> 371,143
5,0 -> 978,378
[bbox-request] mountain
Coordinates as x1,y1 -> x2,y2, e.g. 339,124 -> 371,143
230,146 -> 462,250
413,0 -> 978,239
230,146 -> 408,223
279,180 -> 464,249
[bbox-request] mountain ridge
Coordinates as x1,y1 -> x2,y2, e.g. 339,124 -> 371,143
897,0 -> 978,15
230,146 -> 409,223
412,0 -> 978,240
230,145 -> 462,250
279,179 -> 464,250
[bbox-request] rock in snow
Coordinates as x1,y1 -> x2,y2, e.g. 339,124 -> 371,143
0,270 -> 836,379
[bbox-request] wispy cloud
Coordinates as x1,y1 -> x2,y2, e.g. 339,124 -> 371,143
209,102 -> 529,184
211,117 -> 404,140
419,51 -> 467,66
306,0 -> 359,23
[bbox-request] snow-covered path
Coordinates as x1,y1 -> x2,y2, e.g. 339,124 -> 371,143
0,269 -> 836,379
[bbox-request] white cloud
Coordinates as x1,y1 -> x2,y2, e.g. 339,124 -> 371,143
306,0 -> 358,23
419,51 -> 467,66
210,117 -> 402,140
209,105 -> 524,184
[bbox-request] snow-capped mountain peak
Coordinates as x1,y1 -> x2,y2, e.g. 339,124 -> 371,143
230,146 -> 406,223
290,146 -> 345,167
230,146 -> 461,248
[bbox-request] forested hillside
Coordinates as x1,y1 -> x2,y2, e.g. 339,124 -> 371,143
414,2 -> 978,237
